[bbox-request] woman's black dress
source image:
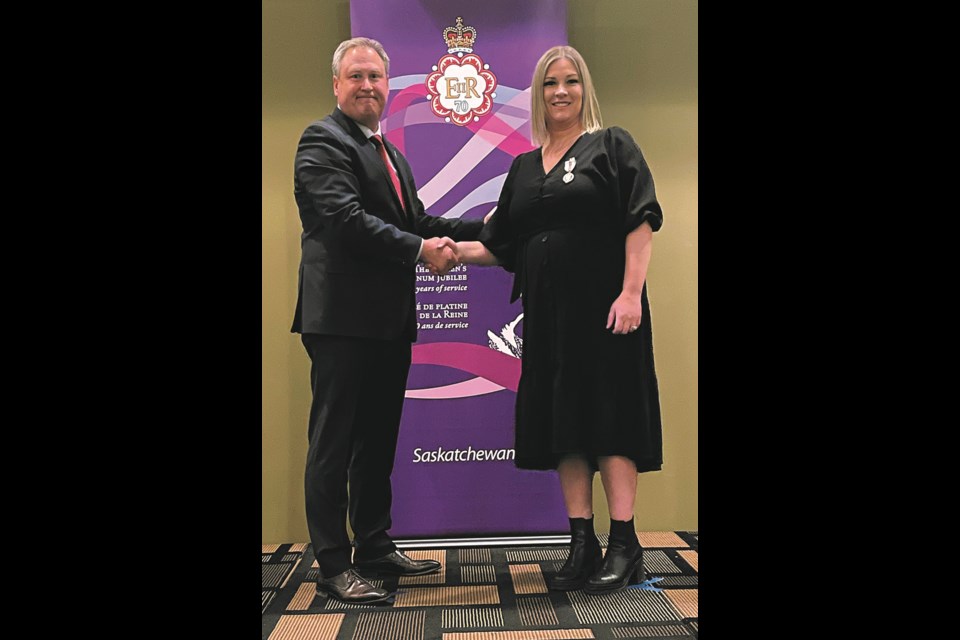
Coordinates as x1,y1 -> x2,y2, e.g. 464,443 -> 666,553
479,127 -> 664,472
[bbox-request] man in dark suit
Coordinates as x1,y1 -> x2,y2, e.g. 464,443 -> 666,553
291,37 -> 483,604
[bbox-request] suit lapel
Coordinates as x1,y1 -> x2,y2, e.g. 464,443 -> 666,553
381,135 -> 417,228
366,139 -> 406,218
328,110 -> 411,230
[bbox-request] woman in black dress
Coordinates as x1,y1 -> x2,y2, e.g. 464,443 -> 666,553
456,45 -> 663,594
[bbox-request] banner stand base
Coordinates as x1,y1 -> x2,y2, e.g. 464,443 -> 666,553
396,535 -> 571,549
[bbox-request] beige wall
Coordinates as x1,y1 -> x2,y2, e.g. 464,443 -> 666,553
262,0 -> 698,543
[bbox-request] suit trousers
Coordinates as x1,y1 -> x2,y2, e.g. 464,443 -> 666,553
301,333 -> 412,577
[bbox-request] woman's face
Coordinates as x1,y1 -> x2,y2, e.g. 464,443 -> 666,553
543,57 -> 583,130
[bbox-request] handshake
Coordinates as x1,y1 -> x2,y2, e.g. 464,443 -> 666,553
420,237 -> 463,276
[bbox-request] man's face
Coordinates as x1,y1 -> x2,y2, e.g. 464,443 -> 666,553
334,46 -> 388,130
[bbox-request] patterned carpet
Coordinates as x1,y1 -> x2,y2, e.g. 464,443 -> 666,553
262,531 -> 698,639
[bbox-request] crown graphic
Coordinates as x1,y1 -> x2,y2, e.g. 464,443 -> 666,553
443,17 -> 476,53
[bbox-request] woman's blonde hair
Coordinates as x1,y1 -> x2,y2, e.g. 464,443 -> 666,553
529,45 -> 602,146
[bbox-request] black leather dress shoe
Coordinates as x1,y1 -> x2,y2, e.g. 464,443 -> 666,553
315,569 -> 393,604
354,549 -> 441,576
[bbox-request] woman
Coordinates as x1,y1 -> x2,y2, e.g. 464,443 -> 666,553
456,45 -> 663,594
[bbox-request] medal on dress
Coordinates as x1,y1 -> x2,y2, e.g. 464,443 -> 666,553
563,157 -> 576,184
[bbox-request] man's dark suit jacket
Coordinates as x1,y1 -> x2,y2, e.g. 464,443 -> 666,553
291,108 -> 483,342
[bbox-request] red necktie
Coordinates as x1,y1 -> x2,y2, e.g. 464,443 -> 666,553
371,134 -> 406,212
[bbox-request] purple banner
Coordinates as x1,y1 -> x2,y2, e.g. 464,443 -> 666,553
351,0 -> 569,538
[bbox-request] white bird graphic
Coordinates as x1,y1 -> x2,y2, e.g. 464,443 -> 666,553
488,313 -> 523,358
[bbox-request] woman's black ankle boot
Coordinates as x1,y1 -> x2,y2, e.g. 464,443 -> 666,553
547,516 -> 603,591
585,517 -> 645,594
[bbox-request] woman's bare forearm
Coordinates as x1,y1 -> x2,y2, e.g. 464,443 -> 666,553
455,241 -> 500,266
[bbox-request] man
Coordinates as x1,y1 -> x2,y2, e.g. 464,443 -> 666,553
290,37 -> 483,604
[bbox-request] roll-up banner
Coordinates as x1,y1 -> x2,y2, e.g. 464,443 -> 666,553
349,0 -> 570,540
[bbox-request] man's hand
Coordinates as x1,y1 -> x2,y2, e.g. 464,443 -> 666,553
421,236 -> 459,275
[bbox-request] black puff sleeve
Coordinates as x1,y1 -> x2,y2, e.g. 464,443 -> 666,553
477,154 -> 523,272
607,126 -> 663,235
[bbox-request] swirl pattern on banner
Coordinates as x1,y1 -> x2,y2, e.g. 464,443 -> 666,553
382,80 -> 534,400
